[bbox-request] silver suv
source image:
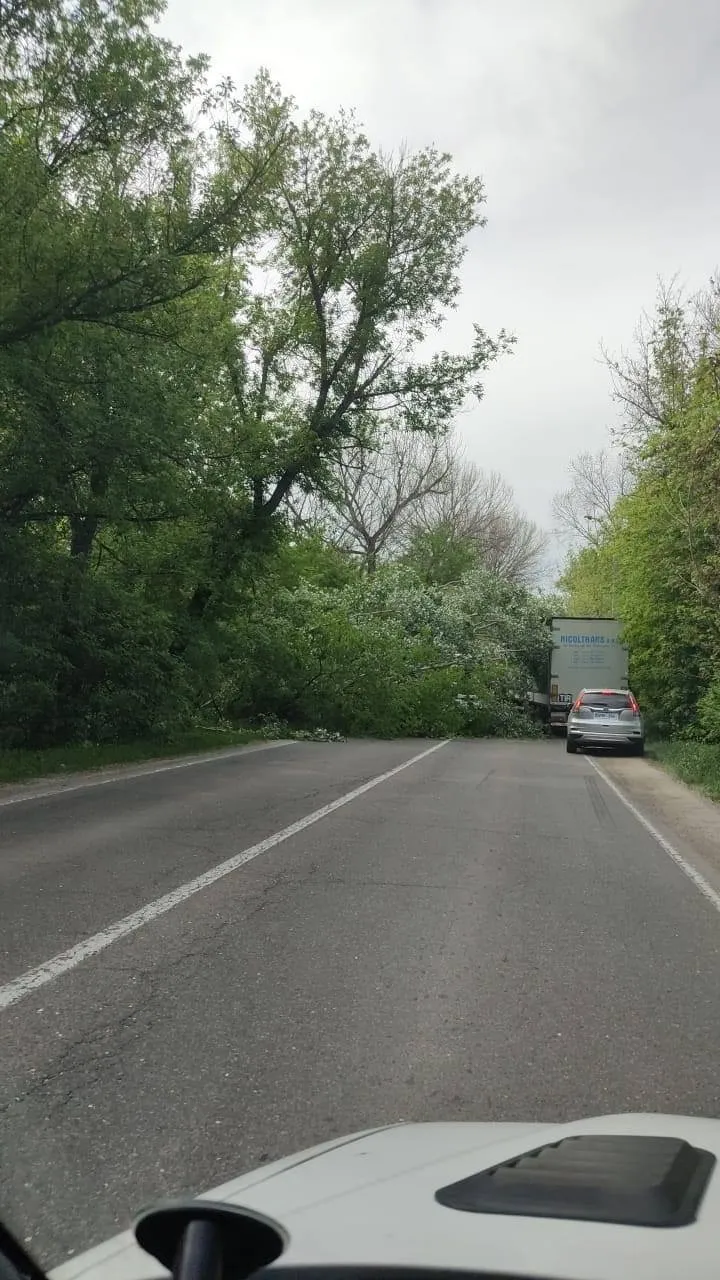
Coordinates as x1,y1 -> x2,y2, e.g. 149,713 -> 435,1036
566,688 -> 645,756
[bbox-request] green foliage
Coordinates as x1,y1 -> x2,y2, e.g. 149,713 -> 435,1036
0,728 -> 259,785
0,543 -> 191,746
215,565 -> 551,739
559,281 -> 720,744
0,1 -> 534,749
697,676 -> 720,744
557,545 -> 616,618
0,4 -> 286,349
270,532 -> 359,592
403,522 -> 478,585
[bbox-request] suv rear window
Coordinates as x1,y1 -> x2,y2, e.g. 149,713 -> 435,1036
579,692 -> 632,710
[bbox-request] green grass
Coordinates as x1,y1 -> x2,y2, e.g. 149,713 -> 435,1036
648,740 -> 720,803
0,728 -> 263,786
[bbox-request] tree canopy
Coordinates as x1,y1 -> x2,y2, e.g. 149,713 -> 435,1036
558,280 -> 720,741
0,0 -> 552,748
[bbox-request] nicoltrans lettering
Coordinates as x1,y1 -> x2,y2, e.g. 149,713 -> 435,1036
560,634 -> 612,645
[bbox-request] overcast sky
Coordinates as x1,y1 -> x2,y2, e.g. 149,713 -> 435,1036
159,0 -> 720,569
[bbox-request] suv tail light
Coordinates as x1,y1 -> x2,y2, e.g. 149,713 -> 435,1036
628,694 -> 640,713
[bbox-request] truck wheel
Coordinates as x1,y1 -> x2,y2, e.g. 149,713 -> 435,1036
566,739 -> 577,754
634,741 -> 645,758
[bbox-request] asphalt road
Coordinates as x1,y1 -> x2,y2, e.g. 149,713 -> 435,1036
2,737 -> 720,1266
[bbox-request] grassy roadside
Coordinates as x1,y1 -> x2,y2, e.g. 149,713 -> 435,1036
647,740 -> 720,803
0,728 -> 264,786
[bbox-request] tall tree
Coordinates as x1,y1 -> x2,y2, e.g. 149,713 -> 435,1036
0,8 -> 518,746
0,5 -> 291,743
559,278 -> 720,735
186,94 -> 513,617
0,2 -> 289,347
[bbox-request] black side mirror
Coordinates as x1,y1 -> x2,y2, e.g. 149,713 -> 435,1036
135,1201 -> 285,1280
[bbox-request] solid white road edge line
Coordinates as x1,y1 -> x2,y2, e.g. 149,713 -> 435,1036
0,740 -> 296,809
587,755 -> 720,915
0,739 -> 449,1012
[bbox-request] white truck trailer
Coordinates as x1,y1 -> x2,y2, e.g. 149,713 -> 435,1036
547,616 -> 629,731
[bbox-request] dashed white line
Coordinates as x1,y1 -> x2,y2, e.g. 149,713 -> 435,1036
0,740 -> 295,809
587,755 -> 720,915
0,739 -> 449,1011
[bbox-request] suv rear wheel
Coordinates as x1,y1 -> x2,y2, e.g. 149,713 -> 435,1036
566,739 -> 577,754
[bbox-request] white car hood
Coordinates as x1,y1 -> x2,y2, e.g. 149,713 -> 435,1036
51,1114 -> 720,1280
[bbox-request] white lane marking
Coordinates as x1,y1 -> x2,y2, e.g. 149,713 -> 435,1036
587,756 -> 720,915
0,739 -> 449,1011
0,741 -> 295,809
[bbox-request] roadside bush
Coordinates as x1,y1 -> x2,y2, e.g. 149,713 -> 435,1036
0,556 -> 191,747
0,536 -> 547,748
697,676 -> 720,744
650,741 -> 720,803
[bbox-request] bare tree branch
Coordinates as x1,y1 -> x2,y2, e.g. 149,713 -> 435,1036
290,426 -> 547,585
552,448 -> 632,546
601,277 -> 720,445
288,426 -> 453,571
407,448 -> 547,585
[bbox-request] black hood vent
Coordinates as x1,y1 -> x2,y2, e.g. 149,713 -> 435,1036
435,1134 -> 715,1227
